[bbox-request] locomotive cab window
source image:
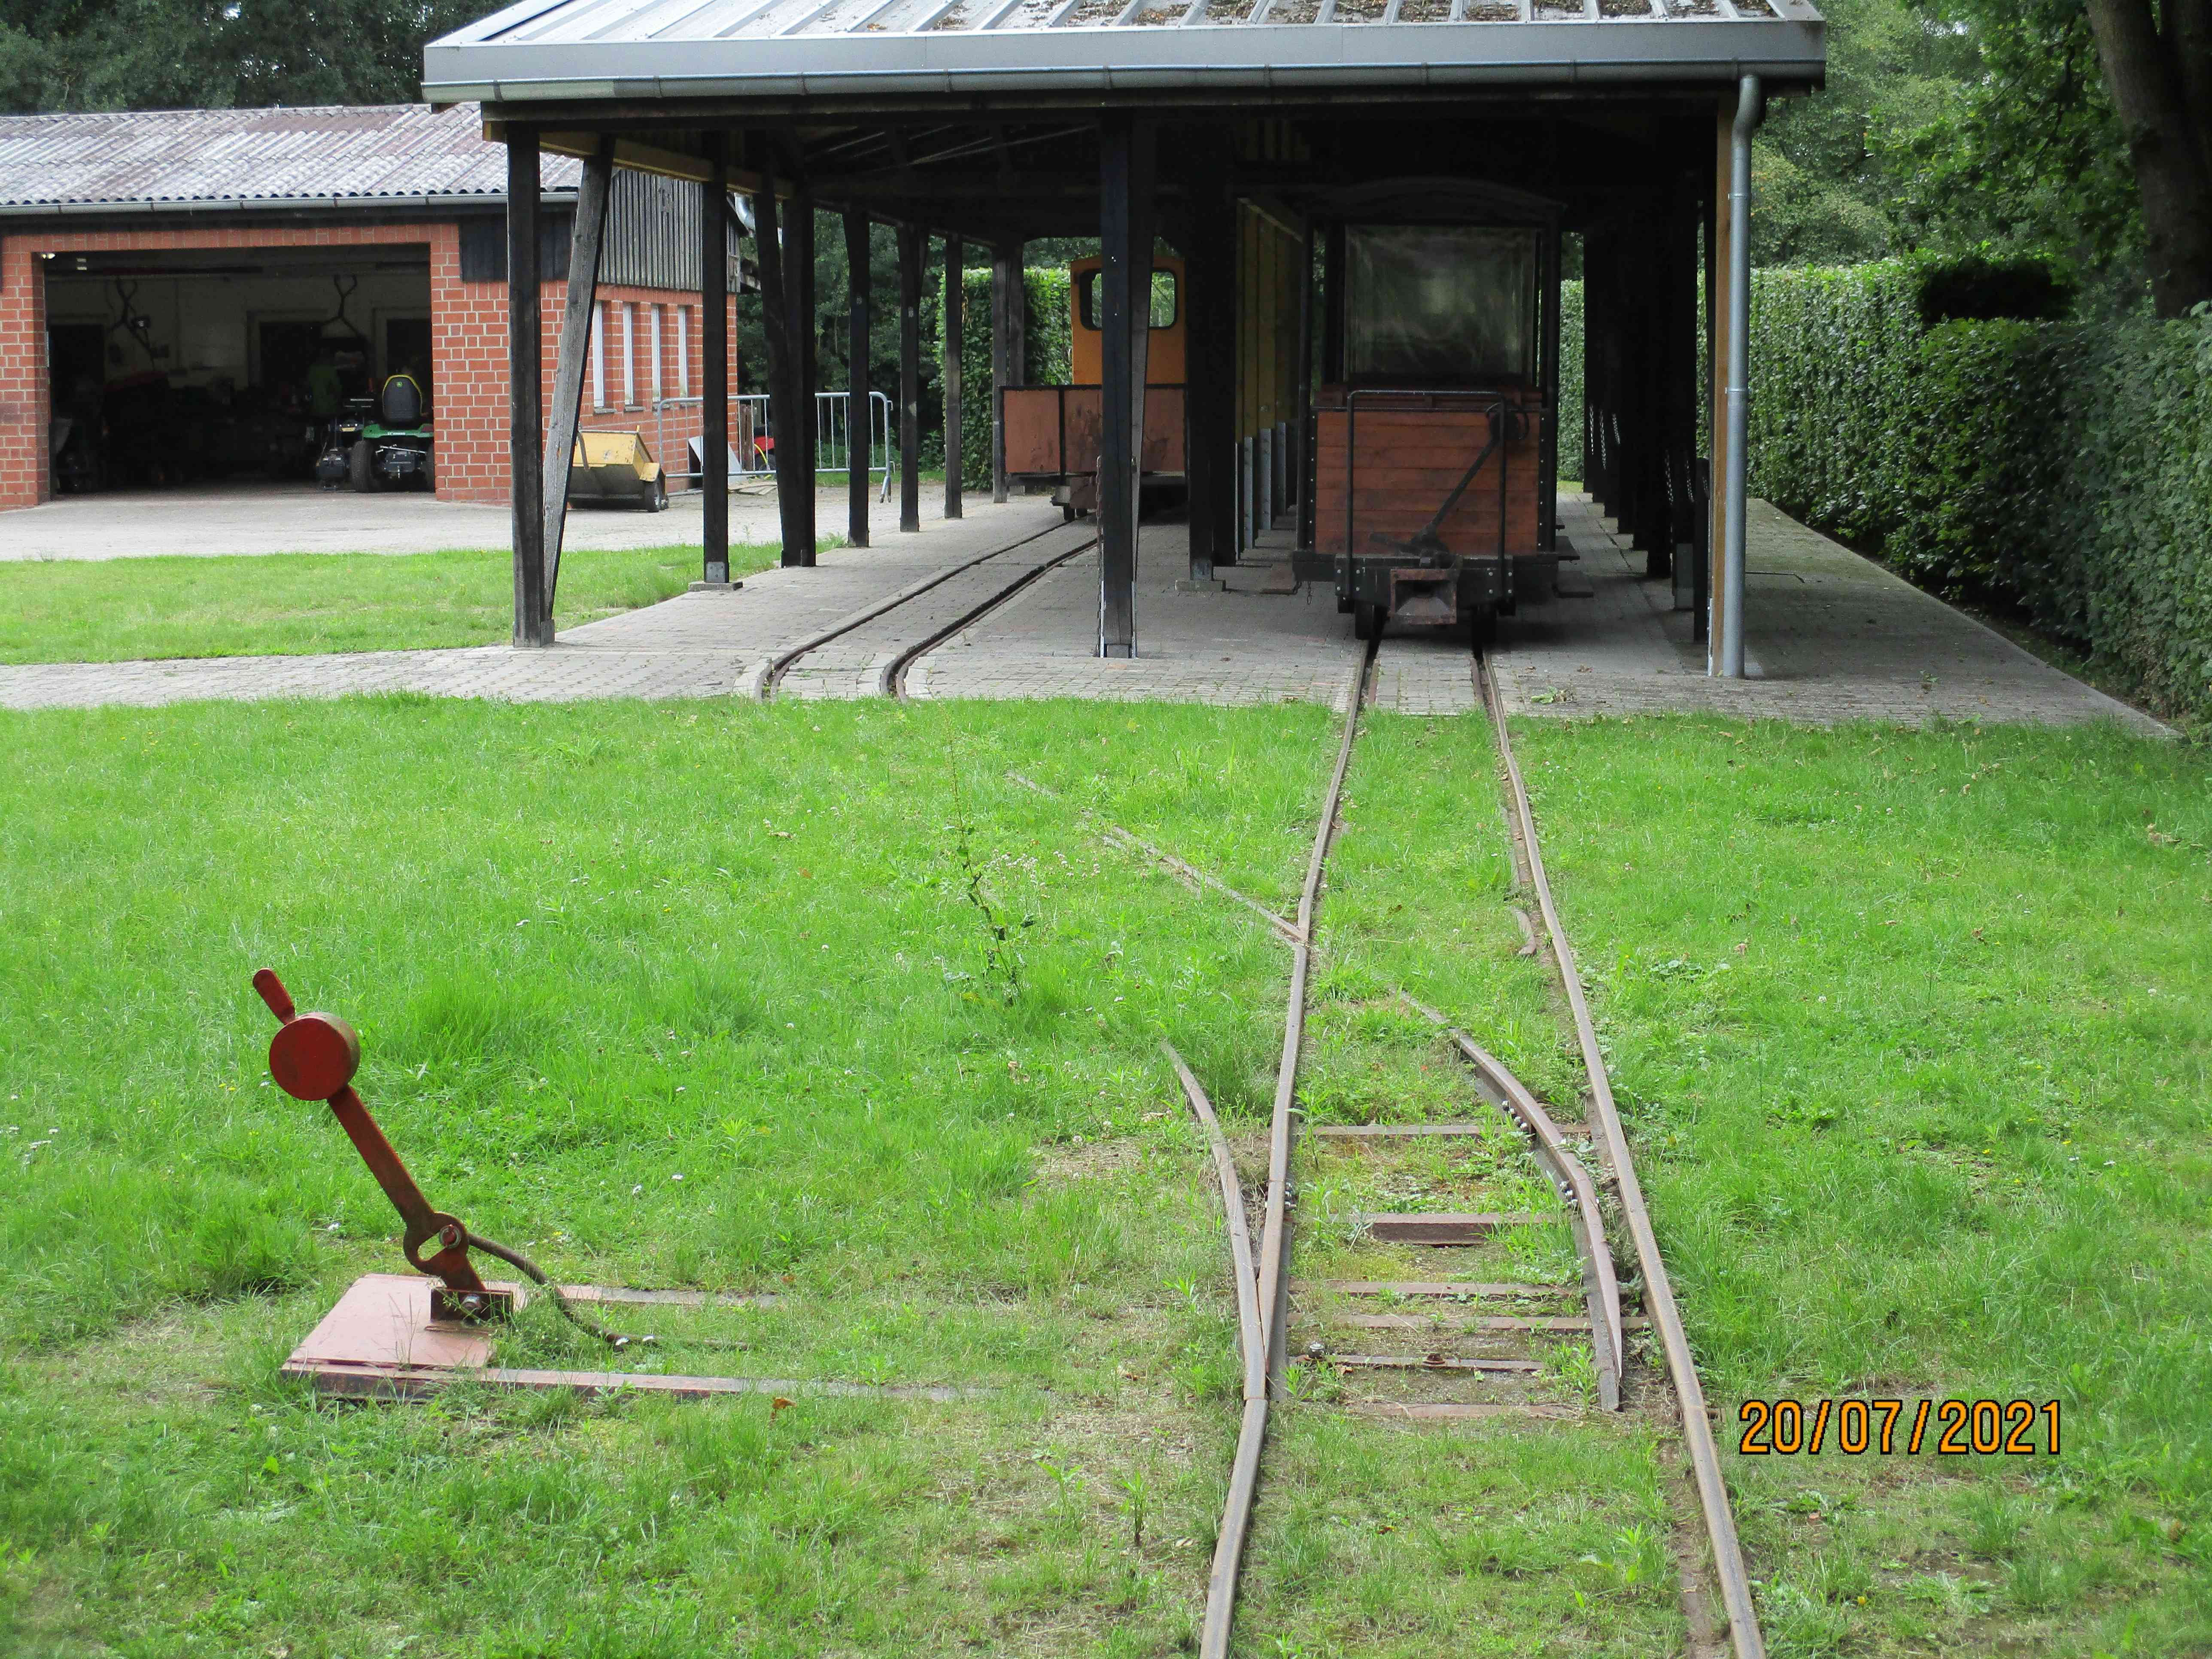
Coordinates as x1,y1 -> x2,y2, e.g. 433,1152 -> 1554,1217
1076,267 -> 1178,331
1344,226 -> 1537,386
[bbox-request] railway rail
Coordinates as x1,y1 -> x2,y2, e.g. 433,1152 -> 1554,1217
756,516 -> 1090,701
1167,639 -> 1767,1659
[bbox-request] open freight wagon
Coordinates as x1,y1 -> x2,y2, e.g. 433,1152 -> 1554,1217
999,254 -> 1187,518
1297,188 -> 1569,644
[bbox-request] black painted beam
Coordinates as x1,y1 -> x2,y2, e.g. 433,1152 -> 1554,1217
943,233 -> 963,521
897,221 -> 923,534
845,206 -> 872,548
1097,113 -> 1155,659
701,145 -> 731,584
508,125 -> 549,645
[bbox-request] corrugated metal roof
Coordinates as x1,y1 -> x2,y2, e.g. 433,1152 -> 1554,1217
0,101 -> 580,212
425,0 -> 1823,105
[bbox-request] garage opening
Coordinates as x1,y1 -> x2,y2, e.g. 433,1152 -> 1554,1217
44,242 -> 431,495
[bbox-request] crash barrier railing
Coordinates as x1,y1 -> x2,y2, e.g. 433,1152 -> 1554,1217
653,390 -> 895,498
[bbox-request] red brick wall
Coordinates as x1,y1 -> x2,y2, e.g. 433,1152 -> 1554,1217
0,220 -> 735,510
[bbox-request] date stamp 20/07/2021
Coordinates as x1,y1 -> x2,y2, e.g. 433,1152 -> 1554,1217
1738,1399 -> 2062,1457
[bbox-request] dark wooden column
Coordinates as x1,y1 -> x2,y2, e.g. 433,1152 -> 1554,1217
897,221 -> 923,533
700,147 -> 730,585
543,137 -> 614,617
990,243 -> 1019,504
845,207 -> 871,547
781,185 -> 818,567
1182,140 -> 1232,581
942,234 -> 963,520
1097,115 -> 1156,658
507,124 -> 548,645
1291,217 -> 1315,550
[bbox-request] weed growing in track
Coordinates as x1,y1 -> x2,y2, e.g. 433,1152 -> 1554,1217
0,540 -> 794,664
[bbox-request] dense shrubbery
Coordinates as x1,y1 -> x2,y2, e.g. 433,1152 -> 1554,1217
1745,261 -> 2212,723
933,267 -> 1075,490
1561,261 -> 2212,720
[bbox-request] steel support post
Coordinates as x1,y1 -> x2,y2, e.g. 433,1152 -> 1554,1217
943,234 -> 963,520
1097,113 -> 1155,659
700,148 -> 730,586
845,207 -> 871,547
990,244 -> 1017,504
1292,219 -> 1315,550
507,125 -> 549,646
897,221 -> 923,533
1716,77 -> 1763,678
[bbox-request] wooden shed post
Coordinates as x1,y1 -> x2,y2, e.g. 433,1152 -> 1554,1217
990,243 -> 1018,505
943,234 -> 963,520
782,182 -> 818,567
1097,112 -> 1155,658
897,221 -> 923,533
507,124 -> 549,646
700,145 -> 730,585
845,207 -> 871,547
543,137 -> 614,614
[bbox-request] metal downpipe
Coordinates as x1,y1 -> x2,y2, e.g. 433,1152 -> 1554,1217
1718,72 -> 1763,680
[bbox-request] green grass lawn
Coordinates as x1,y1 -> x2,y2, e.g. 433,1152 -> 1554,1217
0,696 -> 1341,1656
1510,714 -> 2212,1657
2,690 -> 2206,1656
0,540 -> 794,665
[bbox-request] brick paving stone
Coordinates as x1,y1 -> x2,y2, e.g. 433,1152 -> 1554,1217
1489,496 -> 2167,733
0,493 -> 2162,731
776,520 -> 1094,701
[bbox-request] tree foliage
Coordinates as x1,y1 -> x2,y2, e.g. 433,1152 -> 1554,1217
1750,0 -> 1981,265
0,0 -> 482,112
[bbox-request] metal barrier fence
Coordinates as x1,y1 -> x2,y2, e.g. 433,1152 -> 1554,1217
653,390 -> 894,499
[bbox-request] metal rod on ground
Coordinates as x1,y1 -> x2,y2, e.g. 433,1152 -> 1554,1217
1477,658 -> 1767,1659
1257,640 -> 1373,1392
1163,1044 -> 1266,1659
543,137 -> 614,613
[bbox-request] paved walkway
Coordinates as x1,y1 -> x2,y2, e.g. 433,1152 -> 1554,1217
0,490 -> 2160,731
0,479 -> 923,560
1484,496 -> 2162,731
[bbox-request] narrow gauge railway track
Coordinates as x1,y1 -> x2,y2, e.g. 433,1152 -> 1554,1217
1167,639 -> 1766,1659
757,518 -> 1089,701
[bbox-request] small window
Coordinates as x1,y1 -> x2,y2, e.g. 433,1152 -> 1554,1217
1077,268 -> 1179,331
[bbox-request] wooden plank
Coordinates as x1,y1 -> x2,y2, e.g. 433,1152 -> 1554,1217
1341,1312 -> 1592,1333
1326,1354 -> 1544,1373
1306,1280 -> 1568,1297
1313,1123 -> 1487,1138
1349,1401 -> 1584,1422
1360,1212 -> 1549,1244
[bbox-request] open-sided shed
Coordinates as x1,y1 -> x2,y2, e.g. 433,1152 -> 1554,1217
424,0 -> 1822,672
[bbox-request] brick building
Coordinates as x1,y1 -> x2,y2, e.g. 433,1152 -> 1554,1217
0,102 -> 743,510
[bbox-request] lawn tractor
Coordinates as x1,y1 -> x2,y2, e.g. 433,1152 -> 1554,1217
316,373 -> 434,492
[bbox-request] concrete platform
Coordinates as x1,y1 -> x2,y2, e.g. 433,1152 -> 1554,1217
0,489 -> 2161,731
0,478 -> 921,561
1487,495 -> 2163,732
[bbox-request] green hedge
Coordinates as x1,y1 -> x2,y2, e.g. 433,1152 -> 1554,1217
1746,261 -> 2212,723
930,267 -> 1074,491
1558,280 -> 1583,480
